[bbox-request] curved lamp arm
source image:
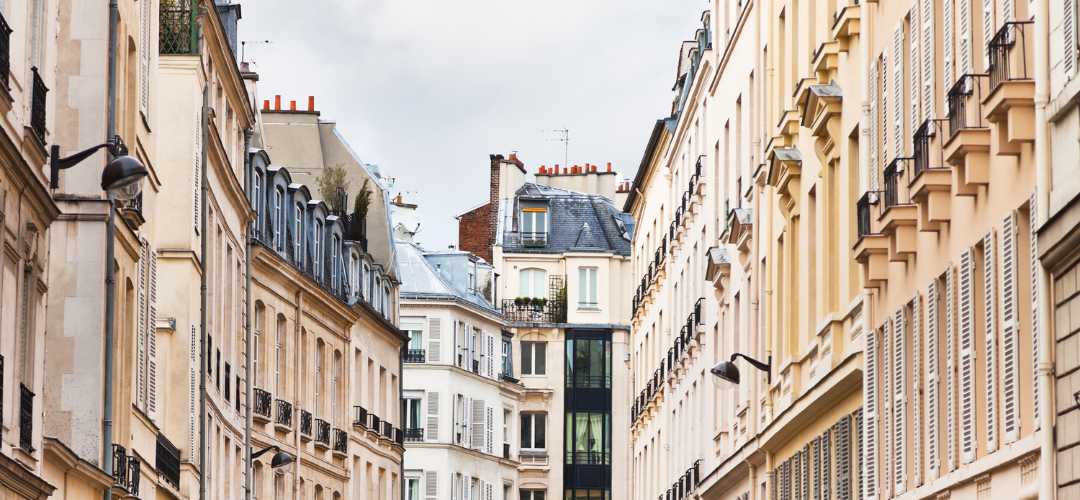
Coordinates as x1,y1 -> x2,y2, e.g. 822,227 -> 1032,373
730,352 -> 771,384
49,135 -> 128,189
250,445 -> 279,460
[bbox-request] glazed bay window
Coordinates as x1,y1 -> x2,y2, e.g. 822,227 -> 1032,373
520,412 -> 547,451
566,337 -> 611,389
520,207 -> 548,246
404,398 -> 422,440
577,267 -> 598,308
519,268 -> 547,298
521,341 -> 546,375
565,412 -> 611,465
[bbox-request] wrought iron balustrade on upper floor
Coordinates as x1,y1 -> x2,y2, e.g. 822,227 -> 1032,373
404,349 -> 426,363
30,67 -> 47,142
332,428 -> 348,453
883,158 -> 912,208
19,384 -> 33,452
156,433 -> 181,489
912,119 -> 949,179
300,409 -> 313,436
501,298 -> 567,324
0,12 -> 11,89
253,388 -> 272,419
276,399 -> 293,428
404,428 -> 424,442
160,0 -> 198,55
856,191 -> 882,239
354,405 -> 369,428
314,418 -> 331,446
947,74 -> 989,138
988,21 -> 1034,91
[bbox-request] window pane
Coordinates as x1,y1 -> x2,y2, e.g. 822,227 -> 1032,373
522,343 -> 533,375
521,414 -> 532,447
535,343 -> 546,375
535,413 -> 546,449
578,268 -> 586,304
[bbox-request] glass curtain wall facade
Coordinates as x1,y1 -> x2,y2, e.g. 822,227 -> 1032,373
564,330 -> 613,500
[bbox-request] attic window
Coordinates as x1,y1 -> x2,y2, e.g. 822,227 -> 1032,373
520,207 -> 548,247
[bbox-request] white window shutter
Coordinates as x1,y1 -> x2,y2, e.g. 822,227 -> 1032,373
821,430 -> 832,499
802,445 -> 810,499
945,268 -> 957,471
139,0 -> 150,114
193,109 -> 202,232
894,308 -> 906,495
1066,0 -> 1076,78
910,295 -> 923,487
1001,0 -> 1014,21
426,392 -> 440,442
893,27 -> 905,158
863,324 -> 878,498
927,280 -> 940,477
428,318 -> 442,363
471,398 -> 486,450
945,0 -> 956,86
983,0 -> 996,71
959,0 -> 973,74
1000,212 -> 1020,442
959,249 -> 976,464
148,247 -> 159,418
869,60 -> 880,193
882,53 -> 891,164
910,6 -> 922,133
922,0 -> 936,118
882,317 -> 893,490
189,325 -> 199,462
486,406 -> 494,454
137,239 -> 149,410
425,471 -> 438,500
1029,194 -> 1041,430
983,231 -> 999,453
487,335 -> 495,377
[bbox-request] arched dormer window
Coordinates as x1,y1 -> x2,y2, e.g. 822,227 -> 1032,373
313,219 -> 324,281
273,187 -> 285,251
330,233 -> 341,291
252,169 -> 264,234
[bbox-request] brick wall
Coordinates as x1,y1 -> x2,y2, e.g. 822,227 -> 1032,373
458,203 -> 492,263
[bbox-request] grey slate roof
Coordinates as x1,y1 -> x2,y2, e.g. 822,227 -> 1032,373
503,183 -> 633,255
395,241 -> 499,315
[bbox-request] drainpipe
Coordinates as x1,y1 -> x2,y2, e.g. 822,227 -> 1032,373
198,69 -> 210,500
1032,0 -> 1054,494
399,324 -> 405,500
858,0 -> 873,496
293,290 -> 304,499
101,1 -> 120,498
243,128 -> 254,500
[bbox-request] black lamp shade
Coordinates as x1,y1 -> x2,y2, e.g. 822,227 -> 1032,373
710,360 -> 740,384
100,155 -> 148,196
270,451 -> 294,468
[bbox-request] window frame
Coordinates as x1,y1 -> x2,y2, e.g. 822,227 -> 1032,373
577,266 -> 599,309
521,341 -> 546,376
520,412 -> 547,451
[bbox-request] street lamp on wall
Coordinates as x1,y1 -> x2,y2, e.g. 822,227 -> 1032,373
49,135 -> 148,199
711,353 -> 771,385
251,445 -> 294,469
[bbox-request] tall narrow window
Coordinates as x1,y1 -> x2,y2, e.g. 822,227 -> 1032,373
313,219 -> 323,279
294,204 -> 303,265
253,302 -> 264,387
520,412 -> 547,450
252,171 -> 263,230
521,342 -> 546,375
520,208 -> 548,245
518,268 -> 547,299
315,340 -> 324,413
273,188 -> 284,251
577,267 -> 598,308
275,315 -> 285,395
331,234 -> 342,290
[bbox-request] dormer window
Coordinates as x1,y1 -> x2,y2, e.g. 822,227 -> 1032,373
273,187 -> 285,251
521,206 -> 548,246
313,219 -> 323,280
330,233 -> 341,290
252,170 -> 263,233
293,204 -> 304,265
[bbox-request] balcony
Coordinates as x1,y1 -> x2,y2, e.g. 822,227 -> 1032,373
404,428 -> 424,442
112,444 -> 141,495
881,158 -> 918,261
160,0 -> 198,55
300,410 -> 313,439
0,12 -> 11,89
19,384 -> 33,452
314,419 -> 331,449
353,406 -> 369,428
909,120 -> 953,231
29,67 -> 47,144
853,192 -> 890,289
332,428 -> 348,455
504,230 -> 548,248
253,388 -> 272,422
831,3 -> 861,51
985,21 -> 1036,154
275,399 -> 293,431
382,421 -> 395,440
155,433 -> 181,489
504,443 -> 511,459
944,74 -> 991,197
403,349 -> 426,363
395,428 -> 405,446
368,413 -> 382,433
501,298 -> 566,324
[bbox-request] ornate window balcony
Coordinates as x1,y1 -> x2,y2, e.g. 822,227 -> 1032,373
253,388 -> 272,423
880,158 -> 918,261
300,409 -> 313,439
853,192 -> 890,289
944,74 -> 991,197
909,119 -> 953,231
985,21 -> 1036,154
275,399 -> 293,431
831,3 -> 861,51
314,418 -> 331,449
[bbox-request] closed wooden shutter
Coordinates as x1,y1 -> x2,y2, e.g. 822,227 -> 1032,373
882,53 -> 891,166
814,436 -> 823,500
894,27 -> 905,157
882,318 -> 893,491
137,239 -> 149,410
926,280 -> 940,476
193,110 -> 202,233
487,334 -> 495,377
863,324 -> 878,498
983,0 -> 996,72
837,416 -> 851,500
428,318 -> 442,363
922,0 -> 936,117
486,406 -> 494,454
869,60 -> 881,192
471,398 -> 485,449
426,392 -> 440,442
1001,212 -> 1020,442
910,6 -> 923,133
894,308 -> 906,495
945,268 -> 957,470
1030,194 -> 1041,430
910,295 -> 922,486
945,0 -> 956,85
189,325 -> 199,461
822,429 -> 832,500
425,471 -> 438,500
959,249 -> 976,464
1065,0 -> 1076,77
803,446 -> 811,499
983,231 -> 999,452
959,0 -> 973,74
148,247 -> 159,418
139,0 -> 150,114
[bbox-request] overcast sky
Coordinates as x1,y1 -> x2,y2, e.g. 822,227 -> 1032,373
240,0 -> 707,249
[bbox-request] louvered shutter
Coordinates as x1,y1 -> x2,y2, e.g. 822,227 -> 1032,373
425,471 -> 438,500
910,296 -> 922,486
471,399 -> 486,450
984,231 -> 999,452
882,318 -> 893,491
193,110 -> 202,232
487,335 -> 495,377
945,0 -> 956,86
428,318 -> 442,363
486,406 -> 494,454
882,53 -> 891,165
1065,0 -> 1076,78
803,446 -> 811,499
189,325 -> 199,461
959,249 -> 976,464
1030,194 -> 1041,430
869,60 -> 880,193
1001,212 -> 1020,442
822,429 -> 833,500
863,325 -> 878,498
945,268 -> 957,470
814,437 -> 823,500
911,6 -> 922,133
139,0 -> 150,114
894,308 -> 907,495
983,0 -> 995,72
837,418 -> 850,500
426,392 -> 440,442
893,27 -> 905,157
137,239 -> 149,410
463,396 -> 472,448
148,247 -> 159,417
959,0 -> 973,74
922,0 -> 936,118
927,280 -> 940,476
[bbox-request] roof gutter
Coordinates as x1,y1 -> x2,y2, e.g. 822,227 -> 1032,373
622,119 -> 667,213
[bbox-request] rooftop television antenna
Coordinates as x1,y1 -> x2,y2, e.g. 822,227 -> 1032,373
241,39 -> 272,63
545,128 -> 570,167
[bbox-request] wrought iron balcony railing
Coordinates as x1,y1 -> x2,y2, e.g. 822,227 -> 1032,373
354,406 -> 369,428
160,0 -> 198,55
332,428 -> 348,453
395,427 -> 404,445
368,413 -> 382,431
253,388 -> 272,419
988,21 -> 1034,91
156,433 -> 181,489
883,158 -> 911,208
300,409 -> 313,436
381,421 -> 394,439
566,450 -> 610,465
0,12 -> 11,88
19,384 -> 33,451
947,74 -> 989,138
30,67 -> 47,142
275,399 -> 293,428
404,349 -> 426,363
314,418 -> 331,446
404,428 -> 424,442
856,191 -> 881,239
501,299 -> 567,323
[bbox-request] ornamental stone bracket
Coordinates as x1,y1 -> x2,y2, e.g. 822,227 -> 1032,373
767,147 -> 803,218
801,83 -> 844,166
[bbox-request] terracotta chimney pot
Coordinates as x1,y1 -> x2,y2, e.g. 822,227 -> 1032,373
274,95 -> 282,111
308,96 -> 316,111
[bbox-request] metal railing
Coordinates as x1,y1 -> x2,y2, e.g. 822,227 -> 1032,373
314,418 -> 331,446
568,374 -> 612,389
19,384 -> 33,451
300,410 -> 313,436
275,399 -> 293,428
883,158 -> 911,208
368,413 -> 382,431
857,191 -> 881,239
156,433 -> 181,488
395,427 -> 404,445
404,349 -> 426,363
381,421 -> 394,439
332,428 -> 348,453
112,444 -> 129,490
404,428 -> 424,442
988,21 -> 1034,91
0,12 -> 11,88
501,299 -> 567,323
566,450 -> 610,465
253,388 -> 272,419
504,231 -> 548,247
160,0 -> 198,55
30,67 -> 47,142
354,406 -> 369,428
947,74 -> 989,137
504,443 -> 511,459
